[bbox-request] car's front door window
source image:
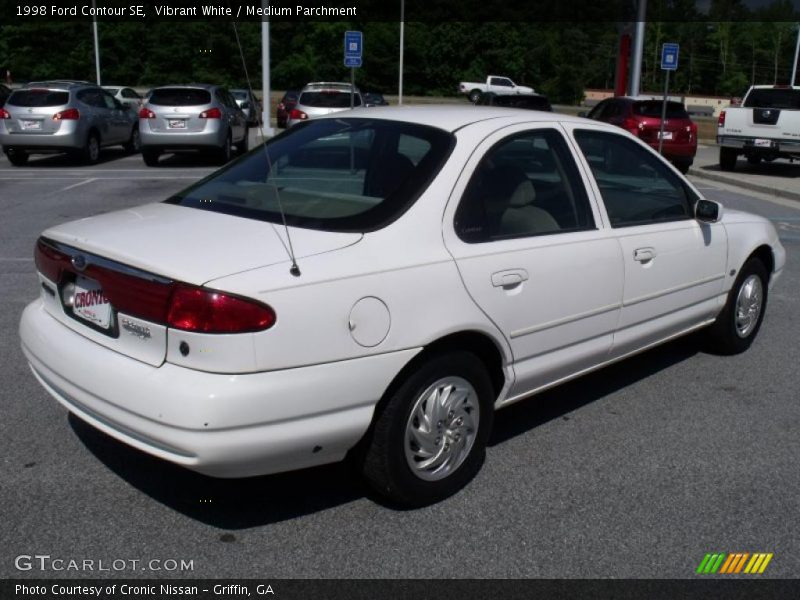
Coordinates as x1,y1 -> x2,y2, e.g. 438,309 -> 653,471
573,130 -> 694,227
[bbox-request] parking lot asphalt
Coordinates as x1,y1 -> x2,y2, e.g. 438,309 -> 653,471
1,145 -> 798,579
690,143 -> 800,203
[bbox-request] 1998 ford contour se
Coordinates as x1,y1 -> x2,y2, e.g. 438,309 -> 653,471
20,107 -> 785,506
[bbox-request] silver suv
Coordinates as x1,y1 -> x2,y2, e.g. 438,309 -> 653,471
138,84 -> 248,166
286,82 -> 362,127
0,81 -> 139,166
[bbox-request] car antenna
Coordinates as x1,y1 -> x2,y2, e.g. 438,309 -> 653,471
231,18 -> 301,277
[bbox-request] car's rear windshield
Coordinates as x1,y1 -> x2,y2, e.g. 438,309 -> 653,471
633,101 -> 689,118
9,89 -> 69,107
299,91 -> 361,108
148,88 -> 211,106
165,118 -> 454,232
743,88 -> 800,109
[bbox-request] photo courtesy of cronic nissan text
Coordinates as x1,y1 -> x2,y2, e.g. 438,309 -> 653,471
1,1 -> 798,599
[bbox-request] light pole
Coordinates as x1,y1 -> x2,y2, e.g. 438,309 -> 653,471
791,23 -> 800,86
398,0 -> 405,105
629,0 -> 647,96
92,0 -> 101,85
261,0 -> 274,136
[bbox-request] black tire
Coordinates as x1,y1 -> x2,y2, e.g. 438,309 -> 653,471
5,147 -> 28,166
141,148 -> 160,166
216,132 -> 232,164
747,155 -> 762,165
235,126 -> 249,155
706,258 -> 769,355
720,147 -> 737,171
674,161 -> 691,174
359,351 -> 495,506
123,126 -> 141,153
80,132 -> 101,165
468,89 -> 482,103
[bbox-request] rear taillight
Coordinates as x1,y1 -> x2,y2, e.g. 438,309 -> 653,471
167,285 -> 276,333
35,238 -> 276,333
52,108 -> 79,120
718,110 -> 726,127
290,108 -> 308,121
0,108 -> 10,119
199,107 -> 222,119
621,117 -> 641,135
138,107 -> 156,118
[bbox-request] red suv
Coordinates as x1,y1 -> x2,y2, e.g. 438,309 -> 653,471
586,97 -> 697,173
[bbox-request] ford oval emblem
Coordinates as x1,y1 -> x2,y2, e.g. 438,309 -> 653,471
71,255 -> 88,271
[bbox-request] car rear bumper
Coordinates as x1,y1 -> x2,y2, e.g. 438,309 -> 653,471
20,299 -> 419,478
0,123 -> 83,150
644,141 -> 697,161
139,121 -> 226,149
717,135 -> 800,155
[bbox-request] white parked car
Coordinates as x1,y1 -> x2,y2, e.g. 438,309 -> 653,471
19,107 -> 785,506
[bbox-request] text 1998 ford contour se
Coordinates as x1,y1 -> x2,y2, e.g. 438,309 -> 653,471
20,107 -> 785,505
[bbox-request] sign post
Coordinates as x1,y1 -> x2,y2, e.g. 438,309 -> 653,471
344,31 -> 363,110
659,43 -> 679,154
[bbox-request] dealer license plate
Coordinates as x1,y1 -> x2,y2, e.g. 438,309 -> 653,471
71,275 -> 112,329
168,119 -> 186,129
754,138 -> 773,148
21,120 -> 42,131
658,131 -> 673,140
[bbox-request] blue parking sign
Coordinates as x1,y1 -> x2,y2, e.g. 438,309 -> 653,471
344,31 -> 362,58
661,43 -> 679,71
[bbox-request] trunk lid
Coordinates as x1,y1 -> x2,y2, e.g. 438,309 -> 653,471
35,203 -> 361,366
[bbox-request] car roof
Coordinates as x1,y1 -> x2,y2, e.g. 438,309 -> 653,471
23,81 -> 95,90
749,85 -> 800,90
314,104 -> 611,133
302,82 -> 359,91
150,83 -> 218,90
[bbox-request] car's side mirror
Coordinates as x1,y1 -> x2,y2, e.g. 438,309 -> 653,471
696,199 -> 722,223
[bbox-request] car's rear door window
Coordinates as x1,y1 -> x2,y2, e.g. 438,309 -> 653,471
149,88 -> 211,106
165,118 -> 453,232
455,129 -> 595,242
574,130 -> 695,227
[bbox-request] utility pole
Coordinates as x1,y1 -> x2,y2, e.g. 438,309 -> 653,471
791,23 -> 800,86
398,0 -> 405,104
92,0 -> 101,85
629,0 -> 647,96
261,0 -> 274,136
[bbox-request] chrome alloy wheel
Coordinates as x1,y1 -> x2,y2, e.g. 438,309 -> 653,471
404,376 -> 479,481
734,274 -> 763,338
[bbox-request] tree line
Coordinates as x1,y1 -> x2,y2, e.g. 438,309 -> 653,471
2,13 -> 799,103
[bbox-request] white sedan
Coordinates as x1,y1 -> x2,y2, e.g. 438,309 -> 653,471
19,107 -> 785,506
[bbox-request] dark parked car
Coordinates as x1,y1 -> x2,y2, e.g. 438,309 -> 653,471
0,83 -> 11,107
363,92 -> 389,107
585,96 -> 697,173
276,90 -> 299,128
477,92 -> 552,112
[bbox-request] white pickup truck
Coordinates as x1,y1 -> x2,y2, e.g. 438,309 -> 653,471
717,85 -> 800,170
458,76 -> 533,103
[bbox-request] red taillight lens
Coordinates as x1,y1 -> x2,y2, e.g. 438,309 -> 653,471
718,110 -> 726,127
52,108 -> 80,120
621,117 -> 641,134
199,107 -> 222,119
167,286 -> 276,334
0,108 -> 10,119
290,108 -> 308,120
138,107 -> 156,118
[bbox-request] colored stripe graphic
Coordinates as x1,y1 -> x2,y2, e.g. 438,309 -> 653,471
698,552 -> 773,574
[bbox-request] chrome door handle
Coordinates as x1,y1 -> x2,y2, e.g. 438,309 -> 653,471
491,269 -> 529,287
634,247 -> 656,262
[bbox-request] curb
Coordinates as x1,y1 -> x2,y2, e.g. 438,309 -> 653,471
688,167 -> 800,203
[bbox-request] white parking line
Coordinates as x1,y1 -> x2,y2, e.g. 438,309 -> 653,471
56,178 -> 96,193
